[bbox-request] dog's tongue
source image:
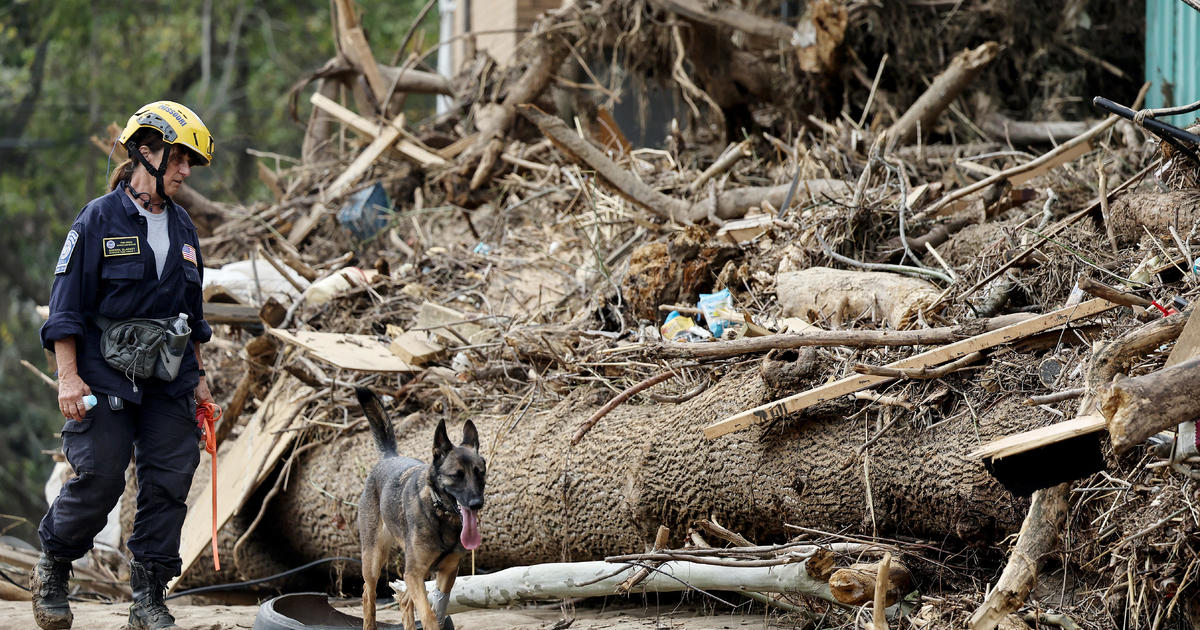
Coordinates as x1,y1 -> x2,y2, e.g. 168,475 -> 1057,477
459,506 -> 481,550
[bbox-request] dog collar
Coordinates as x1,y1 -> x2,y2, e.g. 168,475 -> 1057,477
431,488 -> 458,516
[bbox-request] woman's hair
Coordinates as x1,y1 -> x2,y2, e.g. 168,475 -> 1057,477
107,128 -> 167,192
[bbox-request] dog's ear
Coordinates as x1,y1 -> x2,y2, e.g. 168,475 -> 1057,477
433,419 -> 453,462
461,419 -> 480,451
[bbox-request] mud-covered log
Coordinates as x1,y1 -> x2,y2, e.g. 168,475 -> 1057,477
1099,356 -> 1200,454
264,371 -> 1030,571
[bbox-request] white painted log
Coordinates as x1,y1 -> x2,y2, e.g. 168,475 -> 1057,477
393,558 -> 837,614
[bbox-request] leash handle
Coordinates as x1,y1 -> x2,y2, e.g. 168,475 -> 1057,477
195,401 -> 222,571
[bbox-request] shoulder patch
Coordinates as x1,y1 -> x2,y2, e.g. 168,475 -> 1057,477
102,236 -> 141,257
181,243 -> 197,266
55,230 -> 79,275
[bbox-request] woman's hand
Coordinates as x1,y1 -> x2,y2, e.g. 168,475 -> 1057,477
58,372 -> 92,421
194,377 -> 215,408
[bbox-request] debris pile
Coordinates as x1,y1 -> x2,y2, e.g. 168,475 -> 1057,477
13,1 -> 1200,628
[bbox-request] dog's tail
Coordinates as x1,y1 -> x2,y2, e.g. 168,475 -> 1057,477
355,387 -> 398,457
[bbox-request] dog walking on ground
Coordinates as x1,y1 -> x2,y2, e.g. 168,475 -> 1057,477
355,387 -> 486,630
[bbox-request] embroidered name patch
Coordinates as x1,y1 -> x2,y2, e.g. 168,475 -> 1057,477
182,243 -> 197,266
102,236 -> 140,257
55,230 -> 79,275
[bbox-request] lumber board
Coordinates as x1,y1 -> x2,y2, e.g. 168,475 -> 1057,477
1007,140 -> 1093,187
1164,309 -> 1200,367
322,110 -> 407,201
703,298 -> 1118,439
332,0 -> 388,104
269,329 -> 419,372
310,92 -> 446,167
172,376 -> 311,589
967,414 -> 1106,460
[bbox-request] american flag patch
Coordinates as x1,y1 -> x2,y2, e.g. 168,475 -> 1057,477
182,243 -> 198,265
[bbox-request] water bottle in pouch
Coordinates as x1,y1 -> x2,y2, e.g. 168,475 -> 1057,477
155,312 -> 191,382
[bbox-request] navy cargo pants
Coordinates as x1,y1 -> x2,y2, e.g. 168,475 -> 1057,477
39,391 -> 201,577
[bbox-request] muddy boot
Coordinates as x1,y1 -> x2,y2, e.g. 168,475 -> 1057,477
30,554 -> 73,629
127,561 -> 178,630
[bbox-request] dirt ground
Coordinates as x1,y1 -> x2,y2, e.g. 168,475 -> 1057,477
0,597 -> 784,629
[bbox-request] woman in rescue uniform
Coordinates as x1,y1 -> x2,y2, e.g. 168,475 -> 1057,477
32,101 -> 216,630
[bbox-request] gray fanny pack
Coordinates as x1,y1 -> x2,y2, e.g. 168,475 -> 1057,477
95,314 -> 191,383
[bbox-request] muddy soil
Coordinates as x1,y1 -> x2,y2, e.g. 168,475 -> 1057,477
0,598 -> 785,630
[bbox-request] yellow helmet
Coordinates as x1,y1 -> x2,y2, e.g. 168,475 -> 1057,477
118,101 -> 214,165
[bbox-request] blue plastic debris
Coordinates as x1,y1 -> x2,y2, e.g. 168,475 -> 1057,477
336,183 -> 391,240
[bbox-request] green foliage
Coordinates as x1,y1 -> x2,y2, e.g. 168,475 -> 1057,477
0,0 -> 435,544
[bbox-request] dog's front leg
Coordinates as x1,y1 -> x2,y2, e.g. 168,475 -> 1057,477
405,570 -> 440,630
431,554 -> 462,623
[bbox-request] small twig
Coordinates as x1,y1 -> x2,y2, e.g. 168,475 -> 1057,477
856,413 -> 904,457
1024,388 -> 1085,406
1076,276 -> 1153,308
571,370 -> 677,445
853,351 -> 984,379
1097,162 -> 1120,255
20,359 -> 57,389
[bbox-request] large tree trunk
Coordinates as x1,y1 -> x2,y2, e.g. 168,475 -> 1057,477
262,370 -> 1028,570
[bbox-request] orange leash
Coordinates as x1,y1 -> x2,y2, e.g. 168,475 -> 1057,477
196,402 -> 222,571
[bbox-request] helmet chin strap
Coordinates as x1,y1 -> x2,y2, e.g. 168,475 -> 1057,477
129,143 -> 172,207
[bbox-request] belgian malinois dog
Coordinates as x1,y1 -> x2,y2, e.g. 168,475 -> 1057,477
355,387 -> 486,630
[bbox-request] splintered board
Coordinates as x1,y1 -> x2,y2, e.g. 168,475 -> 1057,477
171,376 -> 311,590
269,328 -> 418,372
704,298 -> 1119,439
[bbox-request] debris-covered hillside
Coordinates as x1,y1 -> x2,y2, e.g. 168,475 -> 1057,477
10,1 -> 1200,628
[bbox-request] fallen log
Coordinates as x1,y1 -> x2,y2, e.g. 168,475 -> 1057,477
776,267 -> 942,329
394,558 -> 840,614
261,365 -> 1032,573
1099,355 -> 1200,454
981,112 -> 1092,145
885,42 -> 1000,151
967,483 -> 1069,630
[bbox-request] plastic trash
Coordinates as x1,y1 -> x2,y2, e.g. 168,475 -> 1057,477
337,183 -> 391,240
697,288 -> 737,337
82,394 -> 97,410
661,311 -> 712,342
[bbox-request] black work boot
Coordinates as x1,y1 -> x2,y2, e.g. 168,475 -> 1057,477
127,561 -> 179,630
30,553 -> 73,629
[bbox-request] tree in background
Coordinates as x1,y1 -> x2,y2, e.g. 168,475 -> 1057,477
0,0 -> 433,542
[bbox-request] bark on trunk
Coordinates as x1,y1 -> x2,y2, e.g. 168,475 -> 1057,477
262,370 -> 1030,570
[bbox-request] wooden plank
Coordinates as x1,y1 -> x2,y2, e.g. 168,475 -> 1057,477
1008,140 -> 1092,187
310,92 -> 447,167
415,301 -> 495,346
268,328 -> 418,372
332,0 -> 388,105
390,330 -> 445,365
322,110 -> 407,201
172,376 -> 311,589
967,414 -> 1106,460
703,298 -> 1119,439
1164,309 -> 1200,367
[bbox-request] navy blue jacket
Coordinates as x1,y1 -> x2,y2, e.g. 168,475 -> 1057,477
40,183 -> 212,404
